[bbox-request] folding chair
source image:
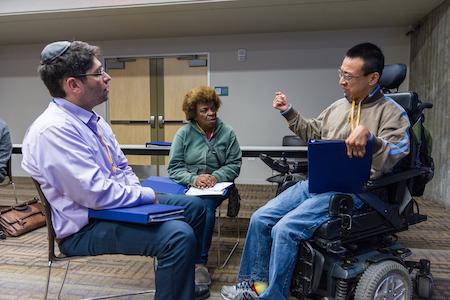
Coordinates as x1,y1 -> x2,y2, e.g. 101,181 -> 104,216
32,178 -> 155,300
216,199 -> 240,269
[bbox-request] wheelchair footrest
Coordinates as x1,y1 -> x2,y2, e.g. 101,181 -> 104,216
291,241 -> 324,297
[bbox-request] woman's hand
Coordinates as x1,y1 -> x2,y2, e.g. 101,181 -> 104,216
195,174 -> 217,188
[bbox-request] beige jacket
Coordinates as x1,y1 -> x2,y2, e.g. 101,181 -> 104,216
282,92 -> 410,178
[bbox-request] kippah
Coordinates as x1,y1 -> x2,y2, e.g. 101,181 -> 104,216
40,41 -> 71,64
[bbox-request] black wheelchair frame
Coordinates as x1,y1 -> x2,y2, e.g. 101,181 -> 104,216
260,64 -> 434,299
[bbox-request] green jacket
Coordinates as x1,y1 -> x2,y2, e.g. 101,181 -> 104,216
168,118 -> 242,186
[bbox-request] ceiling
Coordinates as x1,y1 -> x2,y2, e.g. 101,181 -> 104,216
0,0 -> 445,46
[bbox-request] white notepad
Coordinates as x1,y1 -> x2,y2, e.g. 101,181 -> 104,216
185,182 -> 233,196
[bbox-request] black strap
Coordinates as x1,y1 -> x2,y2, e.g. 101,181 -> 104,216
202,135 -> 223,167
356,192 -> 402,230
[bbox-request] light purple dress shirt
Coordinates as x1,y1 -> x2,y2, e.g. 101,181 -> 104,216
22,98 -> 155,239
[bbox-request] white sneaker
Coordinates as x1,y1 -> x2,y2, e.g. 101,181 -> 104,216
220,281 -> 259,300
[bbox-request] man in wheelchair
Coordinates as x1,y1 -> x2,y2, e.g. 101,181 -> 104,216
222,43 -> 433,300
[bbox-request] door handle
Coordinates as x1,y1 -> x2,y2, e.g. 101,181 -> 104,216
150,116 -> 155,128
158,116 -> 187,128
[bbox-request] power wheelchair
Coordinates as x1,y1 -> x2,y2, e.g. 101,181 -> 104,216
260,64 -> 434,299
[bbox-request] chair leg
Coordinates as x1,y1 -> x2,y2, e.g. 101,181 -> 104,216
10,180 -> 18,204
56,260 -> 71,300
153,257 -> 158,272
81,289 -> 156,300
44,260 -> 53,300
46,258 -> 155,300
218,217 -> 240,269
216,207 -> 240,269
217,207 -> 222,266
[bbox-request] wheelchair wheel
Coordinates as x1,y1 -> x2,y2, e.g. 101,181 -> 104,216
354,260 -> 412,300
415,273 -> 434,299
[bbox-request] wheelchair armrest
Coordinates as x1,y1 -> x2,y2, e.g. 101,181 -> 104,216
365,168 -> 425,190
292,160 -> 308,174
259,153 -> 290,174
328,194 -> 353,217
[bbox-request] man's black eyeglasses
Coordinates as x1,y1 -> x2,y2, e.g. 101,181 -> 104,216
73,67 -> 107,78
40,41 -> 71,65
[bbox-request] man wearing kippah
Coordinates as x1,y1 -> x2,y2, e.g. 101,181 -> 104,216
22,41 -> 209,300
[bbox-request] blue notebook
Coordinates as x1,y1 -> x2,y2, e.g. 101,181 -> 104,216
88,204 -> 185,224
141,176 -> 187,195
308,139 -> 373,193
145,141 -> 172,147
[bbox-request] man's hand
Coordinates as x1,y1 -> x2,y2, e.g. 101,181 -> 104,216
273,91 -> 290,112
195,174 -> 217,188
345,125 -> 371,158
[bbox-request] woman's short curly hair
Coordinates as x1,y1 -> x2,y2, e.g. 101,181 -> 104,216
182,86 -> 222,121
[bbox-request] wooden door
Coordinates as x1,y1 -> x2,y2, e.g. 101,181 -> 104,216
107,55 -> 208,168
107,58 -> 152,165
162,56 -> 208,148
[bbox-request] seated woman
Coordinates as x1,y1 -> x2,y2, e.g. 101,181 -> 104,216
168,86 -> 242,284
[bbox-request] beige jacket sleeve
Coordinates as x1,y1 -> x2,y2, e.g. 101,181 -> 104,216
371,104 -> 411,177
281,106 -> 330,142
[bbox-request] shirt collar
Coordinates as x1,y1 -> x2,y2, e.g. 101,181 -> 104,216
53,98 -> 100,127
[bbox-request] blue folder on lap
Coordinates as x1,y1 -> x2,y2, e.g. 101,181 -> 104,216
88,204 -> 185,224
141,176 -> 187,195
308,139 -> 373,194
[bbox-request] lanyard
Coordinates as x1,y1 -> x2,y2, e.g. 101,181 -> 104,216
97,131 -> 118,173
349,84 -> 381,131
350,99 -> 363,131
54,101 -> 117,173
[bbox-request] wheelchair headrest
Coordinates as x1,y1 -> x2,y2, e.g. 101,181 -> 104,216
385,92 -> 418,116
380,64 -> 407,91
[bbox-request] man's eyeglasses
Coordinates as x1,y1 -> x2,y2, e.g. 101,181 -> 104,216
40,41 -> 71,65
337,69 -> 364,82
73,67 -> 107,78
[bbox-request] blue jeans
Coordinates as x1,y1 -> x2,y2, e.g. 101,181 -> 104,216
200,195 -> 227,263
60,194 -> 205,300
237,180 -> 364,300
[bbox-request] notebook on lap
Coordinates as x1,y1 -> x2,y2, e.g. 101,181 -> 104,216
141,176 -> 187,195
88,204 -> 185,224
307,139 -> 373,194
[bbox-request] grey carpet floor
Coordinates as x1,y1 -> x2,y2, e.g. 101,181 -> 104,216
1,178 -> 449,299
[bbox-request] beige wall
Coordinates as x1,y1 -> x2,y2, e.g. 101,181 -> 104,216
410,0 -> 450,208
